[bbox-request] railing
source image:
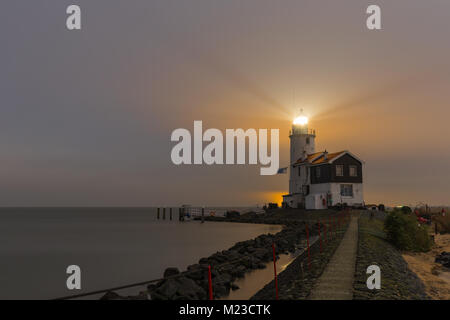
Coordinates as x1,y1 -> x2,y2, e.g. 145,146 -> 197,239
155,207 -> 265,220
53,211 -> 352,300
289,128 -> 316,136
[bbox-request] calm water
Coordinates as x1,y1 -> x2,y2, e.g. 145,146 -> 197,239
0,208 -> 281,300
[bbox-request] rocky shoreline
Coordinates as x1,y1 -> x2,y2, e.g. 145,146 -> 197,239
148,221 -> 320,300
99,210 -> 433,300
101,211 -> 331,300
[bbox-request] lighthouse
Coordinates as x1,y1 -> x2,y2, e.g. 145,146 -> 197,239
289,115 -> 316,166
288,115 -> 316,201
282,114 -> 365,209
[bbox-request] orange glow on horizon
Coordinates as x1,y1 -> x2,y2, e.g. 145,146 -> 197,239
256,191 -> 286,206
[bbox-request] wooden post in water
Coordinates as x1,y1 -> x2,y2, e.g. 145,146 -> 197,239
170,208 -> 172,220
157,207 -> 160,220
163,207 -> 166,220
178,208 -> 182,221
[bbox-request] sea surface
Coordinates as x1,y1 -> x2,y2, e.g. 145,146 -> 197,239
0,207 -> 281,300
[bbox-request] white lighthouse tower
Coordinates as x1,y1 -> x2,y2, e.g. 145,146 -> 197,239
289,115 -> 316,167
282,112 -> 316,208
288,113 -> 316,198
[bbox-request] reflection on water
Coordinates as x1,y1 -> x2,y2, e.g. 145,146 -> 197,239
221,235 -> 318,300
221,253 -> 294,300
0,208 -> 281,299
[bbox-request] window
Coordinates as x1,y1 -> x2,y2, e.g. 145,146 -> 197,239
298,167 -> 301,176
340,184 -> 353,197
315,166 -> 321,178
336,165 -> 344,177
306,137 -> 310,144
349,165 -> 357,177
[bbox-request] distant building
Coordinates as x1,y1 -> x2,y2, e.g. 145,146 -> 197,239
282,118 -> 364,209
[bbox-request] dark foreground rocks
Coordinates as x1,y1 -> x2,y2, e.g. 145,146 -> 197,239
435,252 -> 450,268
100,290 -> 148,300
353,215 -> 429,300
146,221 -> 318,300
151,276 -> 206,300
101,209 -> 342,300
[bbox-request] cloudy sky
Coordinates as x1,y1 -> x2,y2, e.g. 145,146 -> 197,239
1,1 -> 450,206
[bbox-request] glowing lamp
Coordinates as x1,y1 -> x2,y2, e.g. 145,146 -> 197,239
293,116 -> 308,126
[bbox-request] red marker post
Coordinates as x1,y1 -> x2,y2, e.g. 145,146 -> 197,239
318,221 -> 322,253
306,223 -> 311,269
208,265 -> 213,300
329,218 -> 333,239
272,243 -> 279,300
324,222 -> 327,245
334,216 -> 336,234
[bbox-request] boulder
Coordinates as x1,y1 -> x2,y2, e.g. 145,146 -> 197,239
151,276 -> 206,300
175,276 -> 206,300
230,265 -> 246,278
127,291 -> 148,300
186,264 -> 207,281
254,248 -> 270,260
435,252 -> 450,268
163,267 -> 180,278
100,291 -> 124,300
214,272 -> 233,288
230,283 -> 240,291
153,279 -> 178,299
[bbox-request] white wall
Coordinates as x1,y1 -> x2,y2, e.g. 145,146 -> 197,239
305,194 -> 328,209
310,183 -> 364,206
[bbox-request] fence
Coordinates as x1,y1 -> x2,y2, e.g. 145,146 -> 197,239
155,206 -> 265,221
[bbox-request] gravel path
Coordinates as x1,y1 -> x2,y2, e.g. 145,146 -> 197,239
308,216 -> 358,300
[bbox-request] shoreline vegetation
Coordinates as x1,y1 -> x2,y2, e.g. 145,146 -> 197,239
353,213 -> 429,299
101,209 -> 435,300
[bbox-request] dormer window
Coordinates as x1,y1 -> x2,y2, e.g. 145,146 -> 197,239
349,165 -> 357,177
336,165 -> 344,177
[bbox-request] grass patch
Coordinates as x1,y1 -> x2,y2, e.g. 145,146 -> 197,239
353,215 -> 428,300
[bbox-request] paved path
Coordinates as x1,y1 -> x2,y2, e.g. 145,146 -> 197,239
308,216 -> 358,300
